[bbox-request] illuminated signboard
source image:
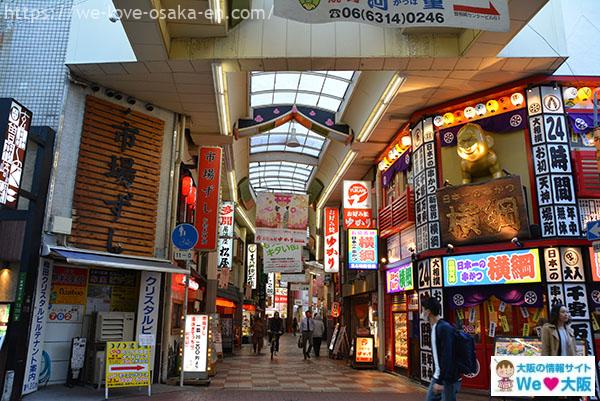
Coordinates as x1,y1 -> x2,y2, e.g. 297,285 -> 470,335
183,314 -> 209,372
324,207 -> 340,273
386,262 -> 413,294
246,244 -> 257,289
348,229 -> 378,270
443,249 -> 541,287
343,180 -> 373,229
354,336 -> 374,364
217,202 -> 235,270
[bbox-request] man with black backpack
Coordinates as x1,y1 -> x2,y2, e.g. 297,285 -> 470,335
421,297 -> 463,401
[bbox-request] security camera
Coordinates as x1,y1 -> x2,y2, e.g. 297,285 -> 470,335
127,96 -> 136,105
91,85 -> 100,92
114,93 -> 123,100
511,237 -> 523,248
105,89 -> 115,97
109,11 -> 120,23
407,246 -> 415,254
145,103 -> 154,112
446,243 -> 454,254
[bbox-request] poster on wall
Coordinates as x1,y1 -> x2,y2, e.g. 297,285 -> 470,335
0,98 -> 32,208
343,180 -> 373,229
443,249 -> 541,287
50,266 -> 88,305
255,192 -> 308,245
436,176 -> 530,246
0,304 -> 10,351
196,146 -> 222,250
183,314 -> 209,373
348,229 -> 378,270
263,243 -> 303,273
273,0 -> 510,32
324,207 -> 340,273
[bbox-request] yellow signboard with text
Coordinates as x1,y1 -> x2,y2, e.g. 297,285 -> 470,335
105,342 -> 151,389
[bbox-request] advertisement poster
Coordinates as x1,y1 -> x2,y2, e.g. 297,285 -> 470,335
184,315 -> 209,372
386,262 -> 413,294
589,247 -> 600,282
195,146 -> 222,250
263,243 -> 302,273
443,249 -> 541,287
255,192 -> 308,245
217,202 -> 235,270
343,180 -> 373,229
105,341 -> 151,388
50,266 -> 88,305
324,207 -> 340,273
354,336 -> 374,363
274,0 -> 510,32
0,304 -> 9,351
48,304 -> 84,323
348,229 -> 378,270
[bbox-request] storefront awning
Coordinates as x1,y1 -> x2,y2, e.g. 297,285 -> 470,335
49,246 -> 189,274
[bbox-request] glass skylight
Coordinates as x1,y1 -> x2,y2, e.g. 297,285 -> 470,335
249,122 -> 325,158
249,161 -> 314,193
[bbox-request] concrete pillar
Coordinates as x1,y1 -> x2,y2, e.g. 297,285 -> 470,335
205,251 -> 218,314
375,170 -> 386,371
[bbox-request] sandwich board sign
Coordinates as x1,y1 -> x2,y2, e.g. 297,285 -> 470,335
105,342 -> 151,399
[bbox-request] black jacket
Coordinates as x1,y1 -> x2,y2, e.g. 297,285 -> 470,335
268,317 -> 283,333
432,319 -> 461,385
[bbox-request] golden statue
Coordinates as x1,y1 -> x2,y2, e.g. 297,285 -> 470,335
456,123 -> 504,184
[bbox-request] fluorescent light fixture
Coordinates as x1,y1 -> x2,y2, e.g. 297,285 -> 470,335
316,150 -> 357,217
228,170 -> 238,203
212,63 -> 231,136
210,0 -> 222,24
316,207 -> 322,231
357,73 -> 404,143
236,205 -> 256,234
315,234 -> 321,261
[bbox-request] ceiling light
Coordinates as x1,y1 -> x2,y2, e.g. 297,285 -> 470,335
357,73 -> 404,143
286,124 -> 301,148
316,151 -> 357,212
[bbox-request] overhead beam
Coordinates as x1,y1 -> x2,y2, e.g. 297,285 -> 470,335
249,151 -> 319,166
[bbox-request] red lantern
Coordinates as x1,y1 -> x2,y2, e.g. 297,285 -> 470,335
186,186 -> 197,206
181,176 -> 193,197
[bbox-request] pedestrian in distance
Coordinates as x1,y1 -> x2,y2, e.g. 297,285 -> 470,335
252,312 -> 266,355
311,313 -> 325,357
292,316 -> 298,337
421,297 -> 462,401
268,311 -> 284,354
300,310 -> 314,360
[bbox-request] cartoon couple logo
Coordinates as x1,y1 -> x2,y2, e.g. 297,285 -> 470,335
496,360 -> 515,392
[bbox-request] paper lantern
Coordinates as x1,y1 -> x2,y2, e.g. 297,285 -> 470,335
464,107 -> 476,119
181,176 -> 193,196
563,87 -> 578,101
186,186 -> 197,205
443,112 -> 455,125
433,115 -> 444,127
510,92 -> 524,106
577,87 -> 592,102
388,147 -> 400,161
378,160 -> 387,171
454,110 -> 463,122
498,97 -> 509,110
486,99 -> 499,113
400,136 -> 412,148
475,103 -> 487,116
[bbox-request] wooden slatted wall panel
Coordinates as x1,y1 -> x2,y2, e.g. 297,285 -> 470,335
69,96 -> 165,256
572,150 -> 600,198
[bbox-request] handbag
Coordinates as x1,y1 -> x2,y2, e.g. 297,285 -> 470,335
297,336 -> 302,349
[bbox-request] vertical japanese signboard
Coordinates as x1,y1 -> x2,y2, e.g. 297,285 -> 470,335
105,342 -> 151,396
246,244 -> 257,289
184,314 -> 209,373
196,147 -> 222,250
0,98 -> 32,208
70,96 -> 164,255
527,86 -> 580,238
348,229 -> 378,270
343,180 -> 373,229
136,271 -> 161,364
324,207 -> 340,273
217,201 -> 234,270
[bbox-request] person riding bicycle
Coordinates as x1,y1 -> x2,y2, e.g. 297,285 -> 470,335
268,311 -> 284,354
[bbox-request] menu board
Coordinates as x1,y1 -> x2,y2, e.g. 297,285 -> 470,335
394,313 -> 408,368
355,336 -> 374,363
494,336 -> 586,357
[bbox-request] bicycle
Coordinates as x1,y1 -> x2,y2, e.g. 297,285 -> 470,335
269,331 -> 282,360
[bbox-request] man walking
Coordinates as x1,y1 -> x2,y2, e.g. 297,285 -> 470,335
421,297 -> 461,401
300,310 -> 314,360
312,313 -> 325,357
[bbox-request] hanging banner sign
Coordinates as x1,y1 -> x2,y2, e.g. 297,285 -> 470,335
348,229 -> 378,270
196,147 -> 222,250
324,207 -> 340,273
263,243 -> 303,273
386,262 -> 413,294
255,192 -> 309,245
274,0 -> 510,33
183,315 -> 209,372
217,202 -> 235,270
280,273 -> 308,283
266,273 -> 275,298
343,180 -> 373,229
246,244 -> 258,289
444,249 -> 541,287
0,98 -> 32,208
136,271 -> 161,364
106,342 -> 151,388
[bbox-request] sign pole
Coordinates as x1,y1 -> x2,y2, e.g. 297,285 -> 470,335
180,260 -> 190,387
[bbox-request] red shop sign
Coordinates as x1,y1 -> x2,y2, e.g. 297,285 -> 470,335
195,147 -> 222,250
343,209 -> 372,229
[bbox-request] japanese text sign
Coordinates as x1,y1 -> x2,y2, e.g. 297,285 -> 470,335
136,272 -> 161,363
184,315 -> 209,373
343,209 -> 373,229
217,201 -> 234,270
348,229 -> 378,270
354,336 -> 374,364
196,147 -> 222,250
255,192 -> 309,245
444,249 -> 541,287
274,0 -> 510,32
324,207 -> 340,273
105,342 -> 151,388
343,181 -> 373,229
263,243 -> 302,273
0,98 -> 32,208
386,262 -> 413,294
589,247 -> 600,282
490,356 -> 595,397
246,244 -> 257,289
436,176 -> 530,246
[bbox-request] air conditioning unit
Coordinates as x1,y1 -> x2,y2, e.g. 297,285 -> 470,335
94,312 -> 134,342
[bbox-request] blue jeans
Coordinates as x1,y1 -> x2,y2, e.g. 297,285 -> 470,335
426,379 -> 461,401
